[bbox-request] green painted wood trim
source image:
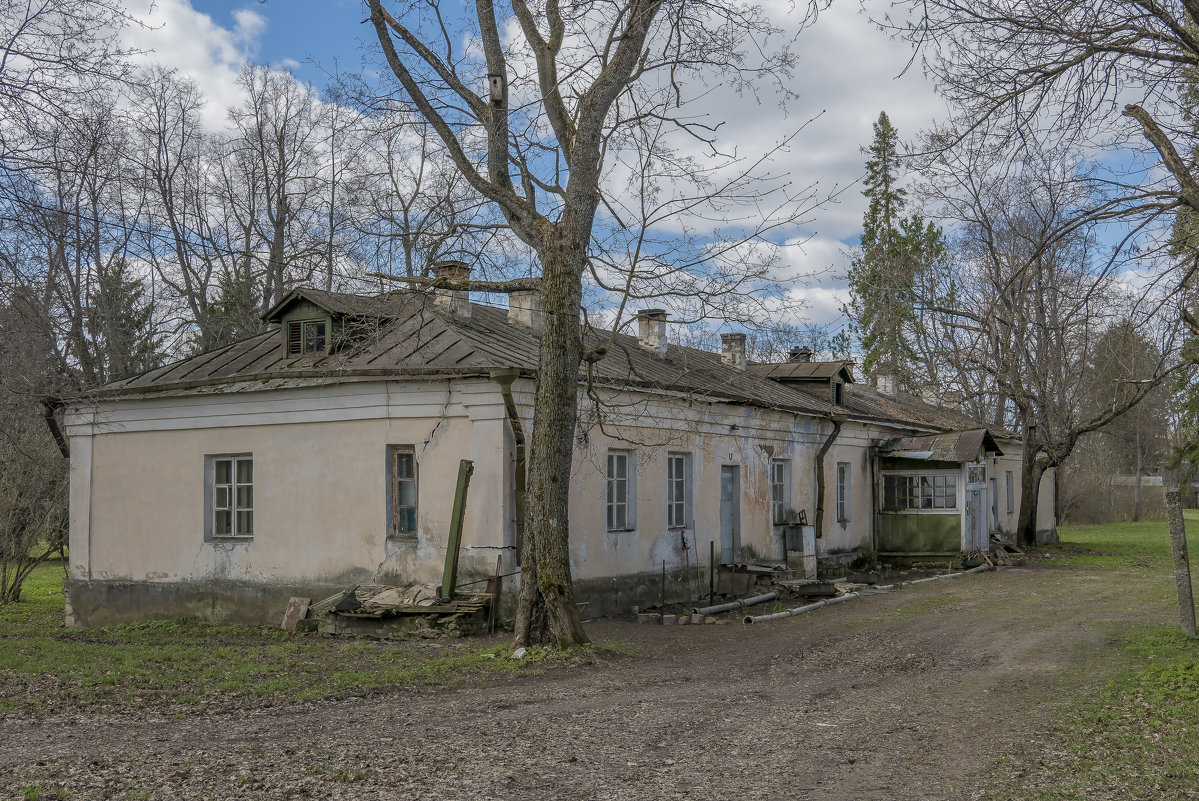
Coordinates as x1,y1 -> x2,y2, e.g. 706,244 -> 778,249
441,459 -> 475,599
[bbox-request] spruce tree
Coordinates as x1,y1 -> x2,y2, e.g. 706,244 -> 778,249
846,112 -> 944,392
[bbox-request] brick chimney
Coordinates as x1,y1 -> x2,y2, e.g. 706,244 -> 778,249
431,260 -> 471,319
636,309 -> 668,358
507,290 -> 544,335
788,346 -> 813,363
720,332 -> 747,371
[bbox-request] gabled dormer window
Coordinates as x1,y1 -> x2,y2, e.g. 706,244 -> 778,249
286,319 -> 327,355
832,380 -> 844,406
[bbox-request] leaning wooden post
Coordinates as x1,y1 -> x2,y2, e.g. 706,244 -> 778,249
441,459 -> 475,601
1166,489 -> 1196,639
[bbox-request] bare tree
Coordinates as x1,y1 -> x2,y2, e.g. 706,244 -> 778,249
919,142 -> 1183,545
892,0 -> 1199,332
365,0 -> 823,647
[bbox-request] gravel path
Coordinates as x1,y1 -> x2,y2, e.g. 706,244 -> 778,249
2,566 -> 1161,800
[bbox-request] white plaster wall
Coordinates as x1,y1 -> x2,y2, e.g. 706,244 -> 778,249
67,379 -> 511,589
557,386 -> 875,579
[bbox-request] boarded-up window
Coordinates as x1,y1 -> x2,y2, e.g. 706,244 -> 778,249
286,322 -> 303,355
1006,470 -> 1014,514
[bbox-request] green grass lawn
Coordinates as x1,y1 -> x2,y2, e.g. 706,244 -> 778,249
0,562 -> 567,717
983,509 -> 1199,800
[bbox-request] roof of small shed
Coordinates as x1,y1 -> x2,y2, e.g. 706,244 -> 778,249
880,429 -> 1004,462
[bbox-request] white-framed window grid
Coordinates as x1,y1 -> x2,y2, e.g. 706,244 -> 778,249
836,462 -> 851,522
209,454 -> 253,538
770,459 -> 791,524
666,452 -> 691,529
883,473 -> 958,511
606,450 -> 635,531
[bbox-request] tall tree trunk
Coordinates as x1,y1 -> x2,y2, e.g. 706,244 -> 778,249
513,225 -> 589,648
1016,451 -> 1045,548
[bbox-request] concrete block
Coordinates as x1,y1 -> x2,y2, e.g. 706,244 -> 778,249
638,613 -> 661,625
691,614 -> 705,625
661,614 -> 677,625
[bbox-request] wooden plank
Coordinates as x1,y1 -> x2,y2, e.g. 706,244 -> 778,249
280,597 -> 310,631
440,459 -> 475,599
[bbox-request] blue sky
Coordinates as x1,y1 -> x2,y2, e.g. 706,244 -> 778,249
126,0 -> 950,327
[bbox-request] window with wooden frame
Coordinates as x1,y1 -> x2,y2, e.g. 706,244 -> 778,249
666,452 -> 691,529
882,474 -> 958,511
207,454 -> 253,538
770,459 -> 791,524
836,462 -> 851,522
285,319 -> 327,355
1005,470 -> 1015,515
388,445 -> 417,538
606,450 -> 635,531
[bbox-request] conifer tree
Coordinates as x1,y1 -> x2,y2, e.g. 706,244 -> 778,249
87,258 -> 162,383
846,112 -> 944,391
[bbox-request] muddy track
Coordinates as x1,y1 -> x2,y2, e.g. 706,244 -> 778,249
2,566 -> 1165,800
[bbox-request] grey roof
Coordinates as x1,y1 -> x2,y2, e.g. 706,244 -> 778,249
747,361 -> 855,382
880,429 -> 1004,462
101,288 -> 986,435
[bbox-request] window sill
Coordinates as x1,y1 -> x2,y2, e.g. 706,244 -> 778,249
387,534 -> 418,542
606,528 -> 636,534
206,536 -> 253,543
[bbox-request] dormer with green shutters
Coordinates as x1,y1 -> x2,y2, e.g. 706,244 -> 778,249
261,289 -> 384,358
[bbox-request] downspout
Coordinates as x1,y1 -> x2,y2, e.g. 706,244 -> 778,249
490,369 -> 526,559
40,396 -> 70,459
814,413 -> 846,540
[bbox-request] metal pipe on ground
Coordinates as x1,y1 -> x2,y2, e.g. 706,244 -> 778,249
692,592 -> 778,616
744,592 -> 861,624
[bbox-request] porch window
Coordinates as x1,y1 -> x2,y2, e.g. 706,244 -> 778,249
667,452 -> 691,528
208,455 -> 253,538
388,445 -> 417,537
836,462 -> 851,522
607,450 -> 635,531
770,459 -> 791,524
883,474 -> 958,511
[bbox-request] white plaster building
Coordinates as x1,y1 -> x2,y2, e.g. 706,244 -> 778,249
64,274 -> 1055,626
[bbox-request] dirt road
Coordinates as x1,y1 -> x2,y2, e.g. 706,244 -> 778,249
2,565 -> 1168,800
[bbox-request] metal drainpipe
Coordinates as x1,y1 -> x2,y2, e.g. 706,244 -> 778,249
814,413 -> 847,541
490,368 -> 526,560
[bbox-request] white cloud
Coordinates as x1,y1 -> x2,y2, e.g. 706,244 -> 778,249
123,0 -> 266,129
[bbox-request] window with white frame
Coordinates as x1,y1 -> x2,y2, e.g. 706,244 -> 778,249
208,455 -> 253,538
883,474 -> 958,511
606,450 -> 635,531
388,445 -> 417,537
836,462 -> 851,522
770,459 -> 791,524
1005,470 -> 1015,515
666,452 -> 691,528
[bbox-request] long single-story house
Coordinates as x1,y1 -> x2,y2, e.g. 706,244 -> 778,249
63,264 -> 1055,626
